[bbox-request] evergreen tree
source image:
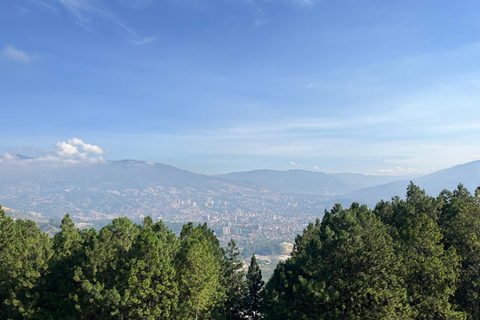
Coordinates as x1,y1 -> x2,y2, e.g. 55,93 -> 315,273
374,183 -> 466,319
221,239 -> 246,320
263,203 -> 410,320
176,223 -> 222,320
0,206 -> 53,319
123,218 -> 179,319
72,217 -> 140,319
439,185 -> 480,318
399,213 -> 465,319
245,255 -> 264,320
40,213 -> 84,319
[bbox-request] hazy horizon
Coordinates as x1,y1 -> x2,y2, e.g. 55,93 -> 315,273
0,139 -> 475,178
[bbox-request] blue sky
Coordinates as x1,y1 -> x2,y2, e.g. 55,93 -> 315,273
1,0 -> 480,175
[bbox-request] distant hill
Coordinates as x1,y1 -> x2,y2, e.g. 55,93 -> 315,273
0,160 -> 322,221
1,158 -> 479,221
2,207 -> 61,237
219,169 -> 349,195
219,169 -> 411,195
345,160 -> 480,207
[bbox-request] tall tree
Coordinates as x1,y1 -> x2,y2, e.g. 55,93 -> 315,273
0,206 -> 53,319
439,185 -> 480,318
221,239 -> 246,320
123,218 -> 179,319
72,217 -> 140,319
245,255 -> 264,320
40,213 -> 84,319
375,184 -> 466,319
263,203 -> 410,320
176,223 -> 222,320
399,213 -> 465,319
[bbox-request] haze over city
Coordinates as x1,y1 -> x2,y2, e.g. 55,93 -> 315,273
2,0 -> 480,175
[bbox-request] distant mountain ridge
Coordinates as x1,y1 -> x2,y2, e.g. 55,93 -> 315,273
218,169 -> 414,195
1,157 -> 479,220
0,160 -> 321,220
218,169 -> 348,195
344,160 -> 480,206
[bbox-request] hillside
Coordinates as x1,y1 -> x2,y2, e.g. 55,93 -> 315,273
218,169 -> 408,195
0,160 -> 324,221
345,160 -> 480,207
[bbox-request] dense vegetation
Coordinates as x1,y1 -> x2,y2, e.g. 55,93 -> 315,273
263,183 -> 480,320
0,210 -> 263,320
1,182 -> 480,319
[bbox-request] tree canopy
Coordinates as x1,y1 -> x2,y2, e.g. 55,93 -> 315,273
2,183 -> 480,319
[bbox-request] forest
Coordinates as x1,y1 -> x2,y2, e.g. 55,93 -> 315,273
1,182 -> 480,319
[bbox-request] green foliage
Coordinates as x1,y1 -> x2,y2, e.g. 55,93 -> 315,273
176,222 -> 223,320
245,255 -> 264,320
220,239 -> 246,320
439,185 -> 480,319
0,206 -> 53,319
263,203 -> 409,320
2,182 -> 480,319
123,219 -> 178,320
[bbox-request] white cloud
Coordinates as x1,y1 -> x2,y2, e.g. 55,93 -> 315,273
290,161 -> 301,167
68,138 -> 105,154
56,141 -> 80,157
1,153 -> 17,161
1,138 -> 106,166
375,167 -> 434,176
2,45 -> 32,63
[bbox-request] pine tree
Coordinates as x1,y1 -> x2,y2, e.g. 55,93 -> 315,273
439,185 -> 480,318
263,203 -> 410,320
375,184 -> 466,319
399,213 -> 465,319
176,223 -> 222,320
40,213 -> 83,319
222,239 -> 246,320
72,217 -> 140,319
245,255 -> 264,320
0,206 -> 53,319
123,218 -> 179,319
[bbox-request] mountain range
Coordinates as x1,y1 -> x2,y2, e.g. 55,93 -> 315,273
218,169 -> 417,195
1,157 -> 479,220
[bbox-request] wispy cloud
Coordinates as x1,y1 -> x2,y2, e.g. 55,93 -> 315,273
376,167 -> 433,176
35,0 -> 152,43
2,45 -> 33,63
54,0 -> 136,35
13,6 -> 29,16
287,0 -> 319,8
126,0 -> 152,8
290,161 -> 302,167
244,0 -> 269,27
130,36 -> 158,46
